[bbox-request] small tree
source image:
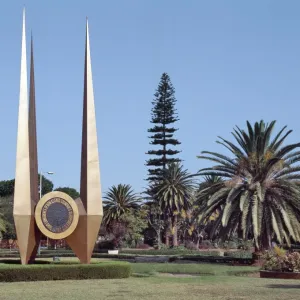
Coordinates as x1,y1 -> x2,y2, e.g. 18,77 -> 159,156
122,208 -> 148,247
146,73 -> 181,181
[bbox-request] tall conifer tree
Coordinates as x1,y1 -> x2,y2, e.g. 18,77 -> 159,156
146,73 -> 181,181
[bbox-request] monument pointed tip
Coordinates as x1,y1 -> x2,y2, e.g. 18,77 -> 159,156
30,32 -> 34,51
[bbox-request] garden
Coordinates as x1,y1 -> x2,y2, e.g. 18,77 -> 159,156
1,49 -> 300,298
1,258 -> 300,300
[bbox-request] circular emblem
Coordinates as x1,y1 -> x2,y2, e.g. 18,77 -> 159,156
35,191 -> 79,239
41,197 -> 74,233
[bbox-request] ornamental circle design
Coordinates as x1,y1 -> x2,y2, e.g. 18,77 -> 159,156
35,191 -> 79,240
41,197 -> 74,234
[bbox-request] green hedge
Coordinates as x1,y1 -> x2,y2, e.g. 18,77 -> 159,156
0,262 -> 131,282
177,255 -> 253,264
119,249 -> 220,256
0,250 -> 253,259
224,251 -> 252,258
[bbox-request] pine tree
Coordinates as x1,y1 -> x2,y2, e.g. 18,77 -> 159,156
146,73 -> 181,181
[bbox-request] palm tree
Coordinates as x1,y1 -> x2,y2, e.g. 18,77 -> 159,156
199,175 -> 223,190
196,120 -> 300,250
185,176 -> 222,247
156,162 -> 197,246
103,184 -> 141,224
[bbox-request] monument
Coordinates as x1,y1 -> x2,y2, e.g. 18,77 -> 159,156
13,9 -> 103,265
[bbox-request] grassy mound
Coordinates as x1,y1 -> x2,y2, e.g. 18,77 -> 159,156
0,261 -> 131,282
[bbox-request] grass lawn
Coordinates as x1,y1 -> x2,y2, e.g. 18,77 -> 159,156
1,261 -> 300,299
1,276 -> 300,300
130,262 -> 258,276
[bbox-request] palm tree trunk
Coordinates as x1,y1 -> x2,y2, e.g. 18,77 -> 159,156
172,215 -> 178,246
196,235 -> 201,249
156,228 -> 162,246
165,234 -> 169,246
165,216 -> 172,246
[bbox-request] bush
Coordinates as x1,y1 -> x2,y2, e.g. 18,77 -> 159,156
199,240 -> 212,249
222,241 -> 238,250
95,240 -> 115,251
185,242 -> 198,250
218,238 -> 253,251
224,251 -> 252,259
263,249 -> 300,272
237,240 -> 253,251
136,243 -> 151,249
159,243 -> 169,250
0,262 -> 131,282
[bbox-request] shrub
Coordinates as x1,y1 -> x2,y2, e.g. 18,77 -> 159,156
199,240 -> 212,249
222,241 -> 238,250
237,240 -> 253,251
273,245 -> 287,257
218,238 -> 253,251
263,250 -> 300,273
185,242 -> 198,250
96,240 -> 115,251
0,262 -> 131,282
158,243 -> 169,250
136,243 -> 151,249
224,251 -> 252,259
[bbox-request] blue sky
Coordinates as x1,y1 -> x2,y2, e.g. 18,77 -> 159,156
1,0 -> 300,194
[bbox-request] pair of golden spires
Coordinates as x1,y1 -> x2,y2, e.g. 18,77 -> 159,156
13,9 -> 103,265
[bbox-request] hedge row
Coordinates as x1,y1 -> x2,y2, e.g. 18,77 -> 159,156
223,251 -> 253,259
0,251 -> 253,259
177,255 -> 253,265
0,262 -> 131,282
119,250 -> 221,256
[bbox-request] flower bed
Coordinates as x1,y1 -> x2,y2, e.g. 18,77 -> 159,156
260,270 -> 300,279
260,248 -> 300,279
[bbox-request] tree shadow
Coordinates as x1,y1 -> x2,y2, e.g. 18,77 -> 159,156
267,284 -> 300,289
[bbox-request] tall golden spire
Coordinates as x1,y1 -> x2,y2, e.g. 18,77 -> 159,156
14,8 -> 40,265
66,19 -> 103,263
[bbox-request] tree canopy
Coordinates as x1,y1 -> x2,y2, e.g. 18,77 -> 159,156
146,73 -> 181,181
54,187 -> 80,199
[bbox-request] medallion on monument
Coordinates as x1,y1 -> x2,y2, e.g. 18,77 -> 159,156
41,197 -> 74,233
35,191 -> 79,239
